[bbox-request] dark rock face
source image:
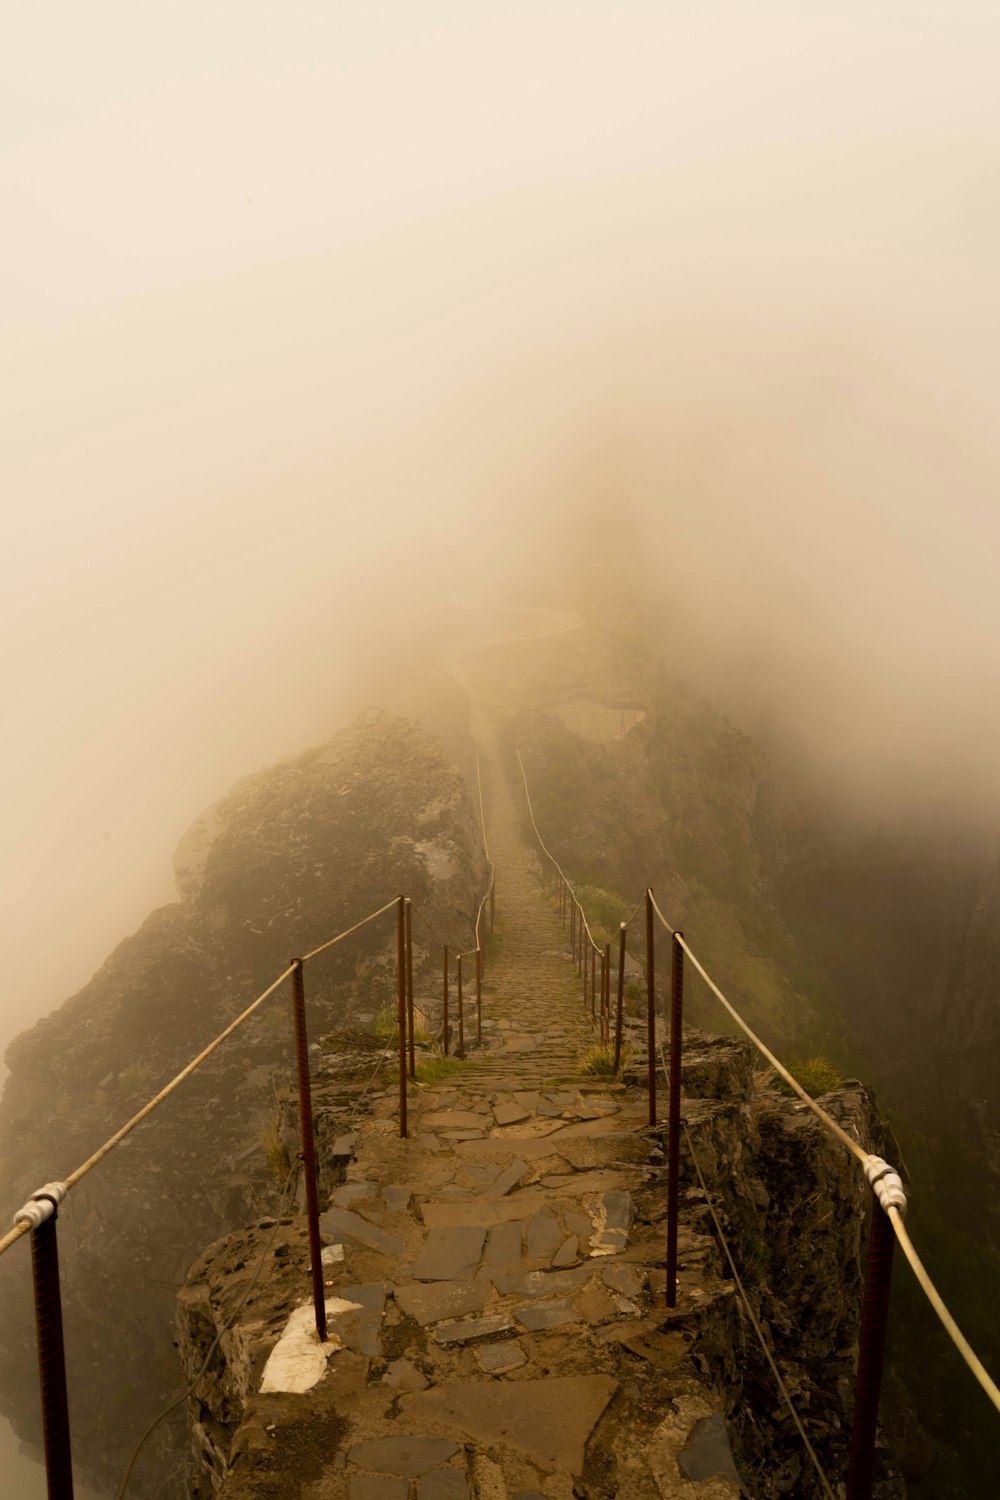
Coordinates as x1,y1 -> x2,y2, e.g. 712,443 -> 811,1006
0,712 -> 487,1499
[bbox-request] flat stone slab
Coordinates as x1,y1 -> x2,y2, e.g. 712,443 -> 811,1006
490,1160 -> 530,1196
382,1358 -> 429,1392
349,1479 -> 408,1500
401,1375 -> 618,1471
474,1342 -> 527,1374
320,1207 -> 406,1260
433,1313 -> 513,1344
395,1280 -> 488,1327
679,1414 -> 742,1484
500,1035 -> 536,1051
492,1267 -> 591,1299
422,1111 -> 490,1130
525,1208 -> 563,1261
412,1225 -> 486,1281
512,1091 -> 541,1110
349,1436 -> 460,1477
486,1216 -> 523,1262
514,1299 -> 578,1332
420,1472 -> 470,1499
493,1101 -> 531,1126
335,1283 -> 387,1357
552,1236 -> 579,1268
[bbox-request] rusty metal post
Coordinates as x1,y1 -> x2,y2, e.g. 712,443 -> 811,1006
405,899 -> 415,1081
645,889 -> 656,1126
603,943 -> 611,1043
28,1197 -> 74,1500
489,874 -> 495,933
396,896 -> 407,1139
457,953 -> 465,1059
570,899 -> 576,953
590,947 -> 597,1020
666,933 -> 684,1307
614,923 -> 627,1071
290,960 -> 328,1341
442,946 -> 450,1056
846,1201 -> 896,1499
476,946 -> 483,1042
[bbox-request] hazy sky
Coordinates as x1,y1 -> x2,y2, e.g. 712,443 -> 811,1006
4,1 -> 1000,1051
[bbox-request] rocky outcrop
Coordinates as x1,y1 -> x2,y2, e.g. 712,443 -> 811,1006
175,1026 -> 904,1500
0,712 -> 488,1499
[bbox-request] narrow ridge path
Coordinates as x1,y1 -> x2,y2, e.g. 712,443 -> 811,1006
204,731 -> 739,1500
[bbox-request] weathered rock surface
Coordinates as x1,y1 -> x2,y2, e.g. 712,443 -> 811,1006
176,725 -> 903,1499
0,712 -> 487,1498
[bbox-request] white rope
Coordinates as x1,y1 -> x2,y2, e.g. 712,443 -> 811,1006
677,937 -> 868,1167
887,1206 -> 1000,1415
301,898 -> 398,961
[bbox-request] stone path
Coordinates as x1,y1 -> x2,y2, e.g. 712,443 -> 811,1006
198,732 -> 743,1500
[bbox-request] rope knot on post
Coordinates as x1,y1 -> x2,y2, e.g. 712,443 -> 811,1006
864,1156 -> 907,1217
13,1182 -> 68,1230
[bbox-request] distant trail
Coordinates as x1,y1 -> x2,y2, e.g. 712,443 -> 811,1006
464,707 -> 593,1088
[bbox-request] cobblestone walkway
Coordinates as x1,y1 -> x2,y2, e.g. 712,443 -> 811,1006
200,730 -> 741,1500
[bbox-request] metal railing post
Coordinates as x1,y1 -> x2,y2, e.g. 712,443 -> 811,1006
290,960 -> 328,1341
490,873 -> 495,933
645,889 -> 657,1126
396,896 -> 407,1139
570,899 -> 576,953
591,946 -> 597,1020
476,946 -> 483,1043
614,923 -> 627,1072
25,1188 -> 74,1500
846,1199 -> 896,1499
457,954 -> 465,1059
666,932 -> 684,1307
442,945 -> 450,1056
603,942 -> 611,1044
405,899 -> 415,1081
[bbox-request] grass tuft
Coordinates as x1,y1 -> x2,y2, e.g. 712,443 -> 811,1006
578,1041 -> 629,1077
773,1055 -> 842,1099
415,1056 -> 465,1085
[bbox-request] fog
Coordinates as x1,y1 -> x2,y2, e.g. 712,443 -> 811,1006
4,0 -> 1000,1066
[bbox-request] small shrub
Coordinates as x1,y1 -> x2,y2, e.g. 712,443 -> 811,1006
578,1041 -> 629,1077
773,1055 -> 841,1099
373,1005 -> 398,1039
416,1057 -> 464,1085
260,1116 -> 291,1181
740,1233 -> 772,1288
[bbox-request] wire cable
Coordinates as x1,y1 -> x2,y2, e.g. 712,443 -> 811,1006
116,1163 -> 300,1499
676,1104 -> 837,1500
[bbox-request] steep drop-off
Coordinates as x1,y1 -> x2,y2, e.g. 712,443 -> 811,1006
0,712 -> 488,1498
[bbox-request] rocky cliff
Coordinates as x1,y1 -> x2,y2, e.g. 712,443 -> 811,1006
173,1027 -> 904,1500
0,711 -> 488,1498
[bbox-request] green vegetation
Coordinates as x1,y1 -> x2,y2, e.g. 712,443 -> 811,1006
373,1004 -> 434,1045
740,1233 -> 772,1288
574,884 -> 630,943
259,1115 -> 291,1181
415,1056 -> 465,1085
578,1041 -> 629,1077
772,1055 -> 841,1098
373,1005 -> 398,1039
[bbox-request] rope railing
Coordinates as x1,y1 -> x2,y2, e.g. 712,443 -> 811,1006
3,812 -> 496,1500
516,747 -> 1000,1498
